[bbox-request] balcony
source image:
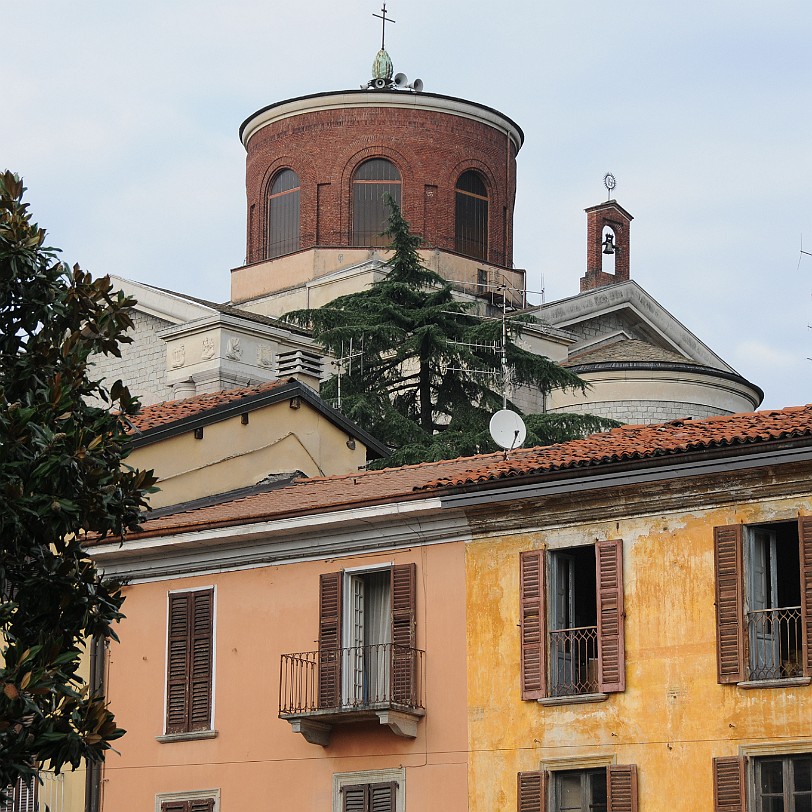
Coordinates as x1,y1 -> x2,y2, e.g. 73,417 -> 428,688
1,771 -> 64,812
746,606 -> 803,681
549,625 -> 599,697
279,643 -> 425,745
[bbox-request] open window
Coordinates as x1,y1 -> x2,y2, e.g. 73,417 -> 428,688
713,753 -> 812,812
518,765 -> 637,812
714,518 -> 812,684
520,540 -> 625,701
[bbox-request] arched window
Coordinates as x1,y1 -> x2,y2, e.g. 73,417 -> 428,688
267,169 -> 300,259
351,159 -> 401,247
455,170 -> 488,260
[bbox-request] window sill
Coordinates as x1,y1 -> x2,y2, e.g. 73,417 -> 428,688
738,677 -> 811,690
537,693 -> 608,707
156,729 -> 218,743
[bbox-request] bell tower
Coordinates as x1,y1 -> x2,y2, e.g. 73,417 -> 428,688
580,199 -> 633,292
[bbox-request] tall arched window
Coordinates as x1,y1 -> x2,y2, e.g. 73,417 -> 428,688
351,159 -> 401,247
455,171 -> 488,260
267,169 -> 300,259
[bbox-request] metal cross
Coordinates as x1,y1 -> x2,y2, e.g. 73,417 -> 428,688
373,3 -> 396,50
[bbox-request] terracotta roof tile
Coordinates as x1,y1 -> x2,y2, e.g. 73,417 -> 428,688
129,381 -> 290,433
103,404 -> 812,542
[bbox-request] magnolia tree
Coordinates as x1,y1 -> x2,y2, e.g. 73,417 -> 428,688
0,172 -> 155,793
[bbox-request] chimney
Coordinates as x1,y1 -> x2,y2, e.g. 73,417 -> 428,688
580,200 -> 634,292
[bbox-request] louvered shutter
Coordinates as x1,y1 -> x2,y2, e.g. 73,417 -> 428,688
189,590 -> 214,731
714,525 -> 744,683
319,572 -> 342,709
370,782 -> 396,812
713,756 -> 745,812
166,590 -> 213,734
800,517 -> 812,676
607,764 -> 637,812
597,539 -> 626,693
342,784 -> 368,812
189,799 -> 215,812
160,802 -> 189,812
517,770 -> 546,812
520,550 -> 546,700
391,563 -> 417,705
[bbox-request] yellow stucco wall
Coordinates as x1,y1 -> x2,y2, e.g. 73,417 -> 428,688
466,493 -> 812,811
128,399 -> 366,508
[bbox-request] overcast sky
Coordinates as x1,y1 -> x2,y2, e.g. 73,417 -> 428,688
3,0 -> 811,410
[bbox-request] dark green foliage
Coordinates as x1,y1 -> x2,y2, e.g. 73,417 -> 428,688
0,172 -> 156,793
287,200 -> 618,467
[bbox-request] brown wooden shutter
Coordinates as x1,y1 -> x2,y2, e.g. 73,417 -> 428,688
517,770 -> 546,812
160,802 -> 189,812
520,550 -> 546,700
166,593 -> 192,733
714,525 -> 744,683
713,756 -> 746,812
342,784 -> 368,812
607,764 -> 637,812
189,590 -> 214,731
391,563 -> 417,705
800,516 -> 812,676
318,571 -> 342,709
189,799 -> 215,812
369,781 -> 397,812
597,539 -> 626,693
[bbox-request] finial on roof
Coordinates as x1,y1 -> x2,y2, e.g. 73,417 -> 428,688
363,3 -> 425,92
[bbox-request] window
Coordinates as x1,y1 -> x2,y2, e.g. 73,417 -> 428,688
520,540 -> 625,700
714,518 -> 812,684
160,801 -> 215,812
0,777 -> 36,812
455,170 -> 488,260
518,765 -> 637,812
319,564 -> 417,710
351,159 -> 401,247
267,169 -> 300,258
165,588 -> 214,735
713,753 -> 812,812
157,790 -> 218,812
334,769 -> 405,812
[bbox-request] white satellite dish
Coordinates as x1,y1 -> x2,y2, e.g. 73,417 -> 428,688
489,409 -> 527,451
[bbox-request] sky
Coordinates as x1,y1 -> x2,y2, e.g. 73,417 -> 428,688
3,0 -> 811,410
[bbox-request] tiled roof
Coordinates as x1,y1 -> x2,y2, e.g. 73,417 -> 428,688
113,404 -> 812,540
567,339 -> 697,366
128,381 -> 291,433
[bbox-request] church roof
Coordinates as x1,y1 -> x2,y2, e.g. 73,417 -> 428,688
566,339 -> 698,366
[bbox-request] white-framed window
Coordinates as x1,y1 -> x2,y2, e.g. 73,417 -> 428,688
333,768 -> 405,812
155,788 -> 220,812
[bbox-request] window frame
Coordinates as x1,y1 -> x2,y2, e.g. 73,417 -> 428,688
350,158 -> 402,248
155,788 -> 220,812
266,168 -> 301,259
161,586 -> 216,738
333,768 -> 405,812
454,169 -> 489,261
518,762 -> 637,812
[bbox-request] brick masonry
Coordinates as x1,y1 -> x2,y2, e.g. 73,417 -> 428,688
243,95 -> 518,268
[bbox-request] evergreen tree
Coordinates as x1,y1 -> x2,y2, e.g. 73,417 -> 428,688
286,200 -> 617,466
0,172 -> 156,793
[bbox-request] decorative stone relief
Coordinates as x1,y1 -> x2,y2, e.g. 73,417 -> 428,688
226,337 -> 242,361
256,345 -> 274,368
201,336 -> 216,360
170,344 -> 185,369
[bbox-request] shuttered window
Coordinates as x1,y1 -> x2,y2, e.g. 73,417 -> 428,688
166,589 -> 214,734
0,777 -> 37,812
713,756 -> 745,812
160,799 -> 215,812
520,541 -> 625,700
342,782 -> 397,812
713,518 -> 812,683
518,765 -> 637,811
391,563 -> 417,705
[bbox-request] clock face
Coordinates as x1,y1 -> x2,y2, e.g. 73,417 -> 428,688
604,172 -> 616,191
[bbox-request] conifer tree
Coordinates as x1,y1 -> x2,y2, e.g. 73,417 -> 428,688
286,200 -> 616,466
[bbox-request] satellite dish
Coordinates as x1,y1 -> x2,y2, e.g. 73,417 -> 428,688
410,78 -> 424,93
489,409 -> 526,451
394,72 -> 408,88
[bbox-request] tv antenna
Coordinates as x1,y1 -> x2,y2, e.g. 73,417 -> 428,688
334,338 -> 364,410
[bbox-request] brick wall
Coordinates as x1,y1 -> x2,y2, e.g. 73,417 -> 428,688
90,310 -> 171,407
243,96 -> 518,268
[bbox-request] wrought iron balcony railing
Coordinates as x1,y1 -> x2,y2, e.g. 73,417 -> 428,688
746,606 -> 803,681
279,643 -> 425,716
548,625 -> 599,697
1,771 -> 64,812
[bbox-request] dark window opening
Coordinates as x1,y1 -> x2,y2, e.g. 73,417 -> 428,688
352,159 -> 401,247
755,755 -> 812,812
267,169 -> 300,259
553,769 -> 607,812
455,170 -> 488,261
